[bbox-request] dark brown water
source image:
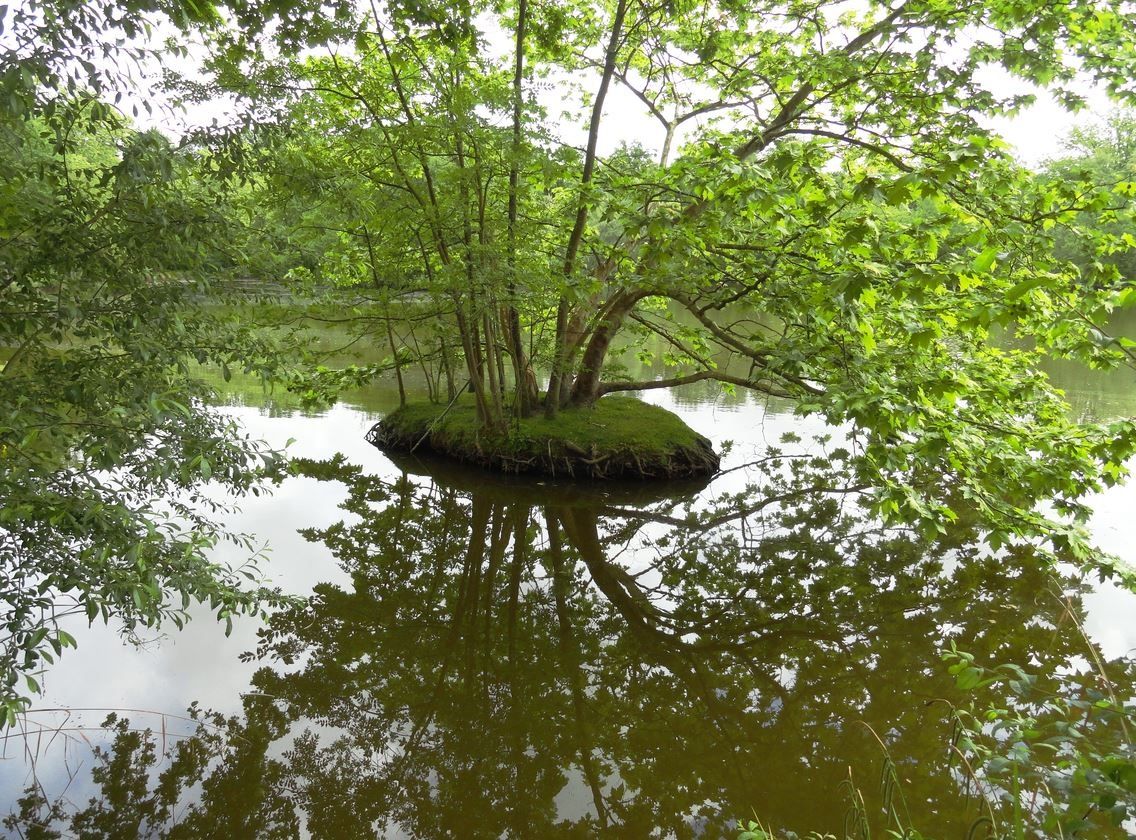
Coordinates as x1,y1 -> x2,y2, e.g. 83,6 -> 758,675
3,328 -> 1135,838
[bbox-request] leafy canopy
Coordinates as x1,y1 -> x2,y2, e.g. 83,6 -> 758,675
0,0 -> 305,722
204,0 -> 1136,563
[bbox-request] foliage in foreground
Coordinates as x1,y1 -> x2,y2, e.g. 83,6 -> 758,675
740,649 -> 1136,840
0,3 -> 300,721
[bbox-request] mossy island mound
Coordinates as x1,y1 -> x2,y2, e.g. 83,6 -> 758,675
366,396 -> 720,480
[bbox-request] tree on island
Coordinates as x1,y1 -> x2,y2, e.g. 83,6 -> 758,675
215,1 -> 1136,550
5,0 -> 1136,723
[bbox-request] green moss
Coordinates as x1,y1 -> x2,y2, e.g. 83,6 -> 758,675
371,396 -> 719,480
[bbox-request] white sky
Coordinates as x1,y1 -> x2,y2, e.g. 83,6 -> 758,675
577,57 -> 1120,170
1,0 -> 1124,170
989,92 -> 1116,167
156,63 -> 1116,171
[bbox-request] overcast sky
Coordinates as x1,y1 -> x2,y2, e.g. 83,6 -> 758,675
581,74 -> 1114,170
61,1 -> 1122,172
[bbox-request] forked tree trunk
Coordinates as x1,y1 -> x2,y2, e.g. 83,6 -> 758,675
567,289 -> 650,406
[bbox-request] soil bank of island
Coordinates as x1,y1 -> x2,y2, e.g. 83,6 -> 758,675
367,396 -> 720,480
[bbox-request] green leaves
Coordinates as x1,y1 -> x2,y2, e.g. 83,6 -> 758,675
972,246 -> 999,274
1005,276 -> 1049,301
945,645 -> 1136,836
0,83 -> 297,718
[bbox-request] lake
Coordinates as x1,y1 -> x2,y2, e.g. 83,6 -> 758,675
2,326 -> 1135,838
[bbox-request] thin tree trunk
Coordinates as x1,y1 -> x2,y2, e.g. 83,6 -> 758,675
483,311 -> 504,424
374,23 -> 448,260
386,314 -> 406,407
493,311 -> 508,398
406,321 -> 436,403
545,0 -> 629,418
546,301 -> 571,418
454,296 -> 493,423
362,223 -> 408,407
455,128 -> 502,429
440,331 -> 456,400
419,237 -> 458,401
505,0 -> 538,416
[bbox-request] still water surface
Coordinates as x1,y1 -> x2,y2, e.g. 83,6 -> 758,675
3,352 -> 1136,837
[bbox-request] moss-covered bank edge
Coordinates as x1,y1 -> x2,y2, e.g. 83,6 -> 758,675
366,396 -> 720,480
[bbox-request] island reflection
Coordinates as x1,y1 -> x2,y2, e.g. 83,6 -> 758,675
8,447 -> 1132,838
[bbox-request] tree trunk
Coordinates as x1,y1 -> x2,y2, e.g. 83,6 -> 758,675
455,127 -> 503,430
545,300 -> 571,418
440,331 -> 456,401
506,0 -> 539,417
453,296 -> 494,425
386,314 -> 406,408
483,311 -> 504,424
545,0 -> 629,417
568,290 -> 650,406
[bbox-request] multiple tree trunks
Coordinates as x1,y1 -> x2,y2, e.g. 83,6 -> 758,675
366,416 -> 720,481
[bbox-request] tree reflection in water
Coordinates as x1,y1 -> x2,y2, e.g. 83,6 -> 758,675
7,446 -> 1134,838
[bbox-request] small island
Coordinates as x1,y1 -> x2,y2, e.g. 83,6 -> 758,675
368,396 -> 719,480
